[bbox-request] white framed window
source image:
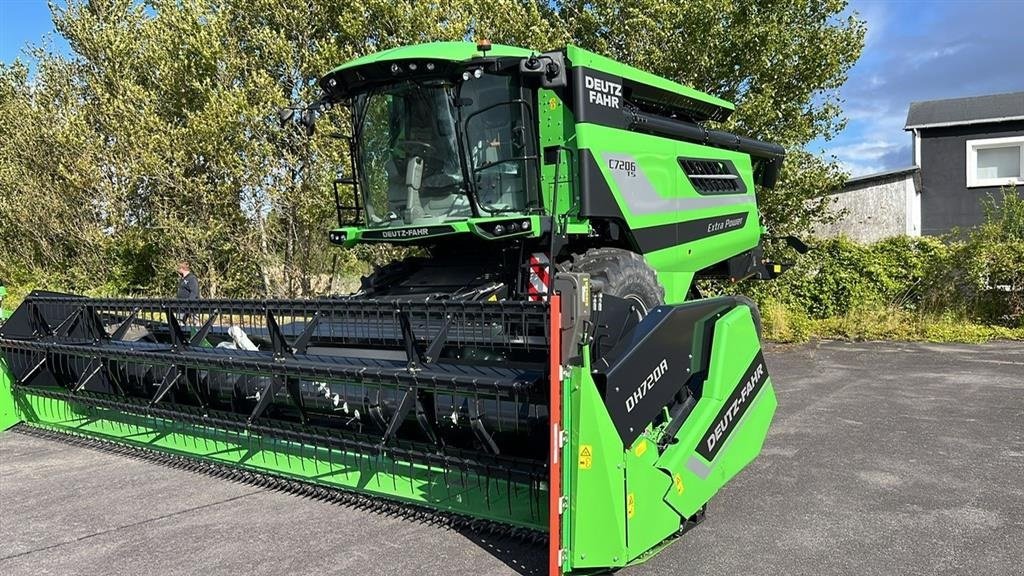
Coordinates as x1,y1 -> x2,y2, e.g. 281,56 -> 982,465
966,136 -> 1024,188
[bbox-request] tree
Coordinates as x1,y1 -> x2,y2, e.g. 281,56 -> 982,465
0,0 -> 864,300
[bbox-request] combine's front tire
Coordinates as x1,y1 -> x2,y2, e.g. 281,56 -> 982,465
569,248 -> 665,314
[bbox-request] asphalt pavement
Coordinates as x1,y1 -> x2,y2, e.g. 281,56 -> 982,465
1,341 -> 1022,576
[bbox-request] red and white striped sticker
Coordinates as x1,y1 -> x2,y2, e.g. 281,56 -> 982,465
528,252 -> 550,301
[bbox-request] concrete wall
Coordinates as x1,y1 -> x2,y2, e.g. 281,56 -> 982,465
812,172 -> 920,242
918,120 -> 1024,235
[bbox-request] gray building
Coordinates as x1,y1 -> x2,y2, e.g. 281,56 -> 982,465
812,167 -> 921,242
820,92 -> 1024,242
906,91 -> 1024,235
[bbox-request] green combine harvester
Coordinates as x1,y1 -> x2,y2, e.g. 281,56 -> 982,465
0,42 -> 796,574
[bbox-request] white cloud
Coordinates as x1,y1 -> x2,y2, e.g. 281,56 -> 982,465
821,1 -> 1024,177
908,42 -> 969,65
829,140 -> 900,162
828,140 -> 911,177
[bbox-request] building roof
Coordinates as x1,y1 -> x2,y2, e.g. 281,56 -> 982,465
843,166 -> 919,188
905,91 -> 1024,130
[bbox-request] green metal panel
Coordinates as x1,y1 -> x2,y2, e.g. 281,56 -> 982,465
538,87 -> 579,228
624,434 -> 681,562
7,386 -> 549,530
575,123 -> 759,229
560,349 -> 576,574
0,356 -> 21,431
563,304 -> 776,571
647,270 -> 695,306
575,123 -> 761,302
656,305 -> 777,518
566,360 -> 628,570
327,42 -> 533,75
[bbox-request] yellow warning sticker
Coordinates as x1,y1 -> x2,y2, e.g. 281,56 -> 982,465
627,493 -> 635,519
578,445 -> 593,470
673,473 -> 685,495
634,439 -> 648,457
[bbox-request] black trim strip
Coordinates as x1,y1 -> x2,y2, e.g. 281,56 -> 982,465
631,212 -> 749,253
360,225 -> 457,241
696,350 -> 768,461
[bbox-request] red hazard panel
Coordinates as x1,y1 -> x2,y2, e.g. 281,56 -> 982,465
548,293 -> 562,576
529,252 -> 550,301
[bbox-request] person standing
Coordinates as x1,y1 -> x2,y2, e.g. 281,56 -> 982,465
176,261 -> 201,300
175,261 -> 201,326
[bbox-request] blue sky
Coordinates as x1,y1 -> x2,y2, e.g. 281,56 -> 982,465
3,0 -> 1023,177
0,1 -> 68,63
819,0 -> 1024,175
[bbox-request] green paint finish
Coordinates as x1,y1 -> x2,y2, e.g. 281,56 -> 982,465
330,42 -> 734,117
0,356 -> 21,431
566,363 -> 627,569
564,45 -> 734,113
329,42 -> 732,117
624,435 -> 681,562
648,270 -> 695,306
538,87 -> 579,229
656,305 -> 777,518
558,356 -> 574,574
560,304 -> 775,571
327,42 -> 534,75
575,122 -> 762,301
11,387 -> 548,530
575,123 -> 759,228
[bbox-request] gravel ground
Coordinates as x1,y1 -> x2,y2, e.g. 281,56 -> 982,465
1,340 -> 1022,576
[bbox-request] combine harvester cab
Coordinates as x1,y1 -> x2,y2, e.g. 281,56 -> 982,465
1,41 -> 790,574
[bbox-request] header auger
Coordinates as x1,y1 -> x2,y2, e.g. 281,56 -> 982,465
1,41 -> 790,574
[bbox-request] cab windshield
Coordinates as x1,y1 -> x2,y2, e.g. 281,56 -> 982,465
352,75 -> 535,228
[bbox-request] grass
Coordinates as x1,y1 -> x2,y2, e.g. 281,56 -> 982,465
762,299 -> 1024,344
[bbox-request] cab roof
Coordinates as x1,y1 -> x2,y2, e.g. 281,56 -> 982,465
326,42 -> 534,75
322,42 -> 734,122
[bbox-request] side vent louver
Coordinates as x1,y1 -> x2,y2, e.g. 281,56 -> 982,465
678,158 -> 747,195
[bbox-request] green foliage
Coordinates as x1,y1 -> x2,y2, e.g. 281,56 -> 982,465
747,235 -> 950,319
760,297 -> 813,343
925,186 -> 1024,325
761,301 -> 1024,344
749,185 -> 1024,342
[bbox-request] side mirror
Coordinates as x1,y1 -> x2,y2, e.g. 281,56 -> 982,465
519,52 -> 567,89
